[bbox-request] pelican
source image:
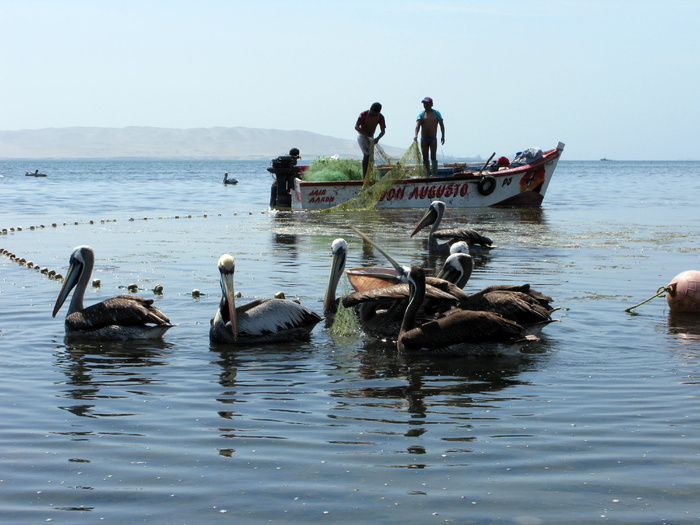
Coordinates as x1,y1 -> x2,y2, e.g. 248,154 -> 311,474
52,245 -> 173,340
434,252 -> 557,328
210,254 -> 322,344
342,277 -> 463,341
398,266 -> 538,356
223,172 -> 238,185
410,200 -> 495,255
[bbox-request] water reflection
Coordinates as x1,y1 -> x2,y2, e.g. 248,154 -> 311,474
53,340 -> 171,419
667,311 -> 700,345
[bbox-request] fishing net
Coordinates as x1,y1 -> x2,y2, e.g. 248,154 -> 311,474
303,156 -> 363,182
323,142 -> 423,212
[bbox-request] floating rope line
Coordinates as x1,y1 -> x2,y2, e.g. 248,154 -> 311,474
0,210 -> 290,301
0,210 -> 271,237
0,212 -> 235,288
624,286 -> 671,312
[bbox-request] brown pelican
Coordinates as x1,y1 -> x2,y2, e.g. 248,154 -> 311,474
223,172 -> 238,185
52,245 -> 173,340
210,254 -> 322,344
342,276 -> 464,341
435,252 -> 557,329
347,223 -> 555,333
398,266 -> 538,356
411,200 -> 495,255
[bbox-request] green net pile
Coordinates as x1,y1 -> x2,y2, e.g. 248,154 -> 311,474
323,142 -> 423,212
303,157 -> 363,182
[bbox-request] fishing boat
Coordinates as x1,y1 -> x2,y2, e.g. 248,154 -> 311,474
290,142 -> 564,210
25,170 -> 47,177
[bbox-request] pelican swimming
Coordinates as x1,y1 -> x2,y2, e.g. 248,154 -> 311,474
435,252 -> 557,329
397,266 -> 538,356
411,200 -> 494,255
52,245 -> 173,340
209,254 -> 322,344
223,172 -> 238,185
342,276 -> 463,340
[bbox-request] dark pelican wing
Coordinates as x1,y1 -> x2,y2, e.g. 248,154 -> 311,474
456,284 -> 558,330
342,279 -> 463,308
52,245 -> 173,341
65,294 -> 171,331
432,227 -> 493,246
399,308 -> 534,355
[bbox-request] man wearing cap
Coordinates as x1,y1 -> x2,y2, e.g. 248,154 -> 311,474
355,102 -> 386,179
414,97 -> 445,177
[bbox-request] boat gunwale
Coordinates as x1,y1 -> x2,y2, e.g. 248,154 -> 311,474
295,146 -> 562,187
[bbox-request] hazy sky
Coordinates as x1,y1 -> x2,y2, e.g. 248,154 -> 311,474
2,0 -> 698,160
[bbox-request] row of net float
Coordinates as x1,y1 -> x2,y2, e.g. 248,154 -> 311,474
0,212 -> 263,235
0,248 -> 255,299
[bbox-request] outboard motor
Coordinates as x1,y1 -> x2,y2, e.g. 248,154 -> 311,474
268,148 -> 301,208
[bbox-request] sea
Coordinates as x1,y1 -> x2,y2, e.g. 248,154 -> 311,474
1,157 -> 699,524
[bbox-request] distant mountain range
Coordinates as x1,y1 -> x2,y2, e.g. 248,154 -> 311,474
0,126 -> 407,160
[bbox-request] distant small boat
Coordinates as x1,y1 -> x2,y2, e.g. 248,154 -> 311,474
600,158 -> 613,162
26,170 -> 47,177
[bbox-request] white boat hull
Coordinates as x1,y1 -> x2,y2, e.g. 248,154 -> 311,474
291,142 -> 564,210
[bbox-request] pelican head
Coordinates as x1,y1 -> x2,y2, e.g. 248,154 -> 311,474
449,241 -> 470,254
410,200 -> 445,237
437,253 -> 474,288
52,245 -> 93,318
217,254 -> 238,340
323,238 -> 347,316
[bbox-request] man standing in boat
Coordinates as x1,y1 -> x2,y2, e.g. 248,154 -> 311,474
355,102 -> 386,179
414,97 -> 445,177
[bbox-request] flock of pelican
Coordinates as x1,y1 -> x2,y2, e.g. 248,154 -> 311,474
51,201 -> 558,355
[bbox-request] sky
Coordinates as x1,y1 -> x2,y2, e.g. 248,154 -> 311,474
1,0 -> 698,160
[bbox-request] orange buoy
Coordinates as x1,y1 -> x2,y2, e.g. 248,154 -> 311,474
666,270 -> 700,312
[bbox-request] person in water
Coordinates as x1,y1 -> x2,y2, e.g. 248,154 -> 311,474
355,102 -> 386,179
414,97 -> 445,177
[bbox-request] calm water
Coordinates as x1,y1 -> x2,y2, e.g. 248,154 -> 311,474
1,157 -> 700,524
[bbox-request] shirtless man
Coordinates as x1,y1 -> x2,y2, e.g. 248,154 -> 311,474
355,102 -> 386,179
414,97 -> 445,176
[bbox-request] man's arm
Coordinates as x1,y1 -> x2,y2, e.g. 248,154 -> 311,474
375,123 -> 386,143
355,116 -> 364,135
414,119 -> 422,140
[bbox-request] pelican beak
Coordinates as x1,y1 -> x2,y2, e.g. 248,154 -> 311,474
222,272 -> 237,340
410,206 -> 437,237
52,259 -> 80,317
347,225 -> 404,275
323,239 -> 347,316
